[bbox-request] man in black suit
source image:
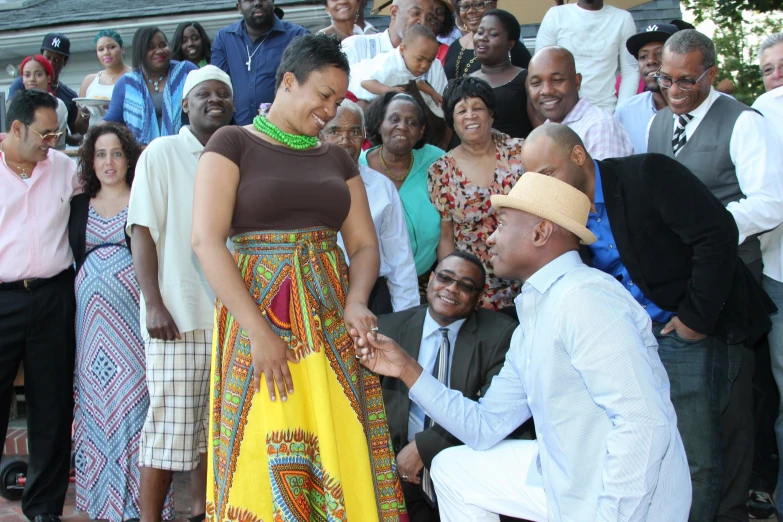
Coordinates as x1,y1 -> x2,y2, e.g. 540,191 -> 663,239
520,123 -> 774,522
379,251 -> 518,522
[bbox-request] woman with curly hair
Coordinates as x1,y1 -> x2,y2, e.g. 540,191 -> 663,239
68,123 -> 174,522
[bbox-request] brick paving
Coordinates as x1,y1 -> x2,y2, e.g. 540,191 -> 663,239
0,457 -> 194,522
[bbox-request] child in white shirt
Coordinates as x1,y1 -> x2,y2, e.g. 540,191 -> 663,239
349,25 -> 448,118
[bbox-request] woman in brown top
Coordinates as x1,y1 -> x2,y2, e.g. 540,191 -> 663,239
191,34 -> 408,521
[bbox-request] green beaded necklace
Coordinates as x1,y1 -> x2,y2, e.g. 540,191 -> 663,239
253,115 -> 318,150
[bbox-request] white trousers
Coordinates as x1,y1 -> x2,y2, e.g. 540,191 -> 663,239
431,440 -> 549,522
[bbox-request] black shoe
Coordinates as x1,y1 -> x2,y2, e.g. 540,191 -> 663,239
33,516 -> 61,522
748,489 -> 777,519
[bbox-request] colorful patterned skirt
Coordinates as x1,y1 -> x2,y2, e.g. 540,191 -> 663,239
207,227 -> 407,522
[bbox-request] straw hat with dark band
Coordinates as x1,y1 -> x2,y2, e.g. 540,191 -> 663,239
373,0 -> 454,15
490,173 -> 598,245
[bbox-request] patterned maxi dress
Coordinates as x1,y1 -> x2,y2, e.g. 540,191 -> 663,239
74,206 -> 174,521
205,127 -> 407,522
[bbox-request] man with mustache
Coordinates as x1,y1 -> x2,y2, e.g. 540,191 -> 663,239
535,0 -> 639,114
127,67 -> 234,522
614,23 -> 681,153
647,30 -> 783,521
0,90 -> 79,522
353,170 -> 691,521
527,46 -> 633,159
211,0 -> 308,125
522,122 -> 776,522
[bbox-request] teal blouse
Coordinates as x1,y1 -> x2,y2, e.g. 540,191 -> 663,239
360,144 -> 444,276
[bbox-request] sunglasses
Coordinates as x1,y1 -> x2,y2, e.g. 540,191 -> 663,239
458,1 -> 495,12
26,124 -> 63,143
434,271 -> 479,294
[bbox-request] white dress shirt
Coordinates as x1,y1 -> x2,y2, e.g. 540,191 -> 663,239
409,251 -> 692,521
535,3 -> 640,113
341,30 -> 438,85
408,309 -> 466,443
647,87 -> 783,245
338,164 -> 419,312
754,86 -> 783,282
348,47 -> 448,117
614,90 -> 658,154
353,21 -> 378,35
548,97 -> 634,159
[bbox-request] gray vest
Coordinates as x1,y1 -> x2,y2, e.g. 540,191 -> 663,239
648,95 -> 760,264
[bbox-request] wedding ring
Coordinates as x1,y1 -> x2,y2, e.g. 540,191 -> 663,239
371,327 -> 379,331
402,475 -> 409,481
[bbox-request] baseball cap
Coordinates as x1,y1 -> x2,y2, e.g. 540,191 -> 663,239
41,33 -> 70,57
626,23 -> 679,58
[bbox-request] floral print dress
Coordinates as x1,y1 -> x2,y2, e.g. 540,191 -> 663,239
427,138 -> 525,310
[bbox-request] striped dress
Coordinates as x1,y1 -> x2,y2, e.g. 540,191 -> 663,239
73,206 -> 174,521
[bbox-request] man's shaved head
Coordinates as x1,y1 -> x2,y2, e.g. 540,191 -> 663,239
520,123 -> 592,194
527,46 -> 581,123
526,123 -> 587,159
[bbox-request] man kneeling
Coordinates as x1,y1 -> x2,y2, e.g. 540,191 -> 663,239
355,173 -> 691,521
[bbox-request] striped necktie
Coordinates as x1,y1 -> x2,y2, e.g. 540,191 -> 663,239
672,113 -> 693,156
421,327 -> 451,505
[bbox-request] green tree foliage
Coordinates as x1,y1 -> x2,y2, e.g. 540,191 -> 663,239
681,0 -> 783,104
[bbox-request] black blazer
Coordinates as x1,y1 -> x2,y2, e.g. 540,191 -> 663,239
593,154 -> 774,345
68,193 -> 131,272
379,305 -> 518,468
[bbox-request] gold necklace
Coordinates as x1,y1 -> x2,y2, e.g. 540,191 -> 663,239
455,43 -> 478,79
379,145 -> 414,182
0,142 -> 34,179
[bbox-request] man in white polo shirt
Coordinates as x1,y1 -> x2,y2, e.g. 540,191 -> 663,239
127,66 -> 234,522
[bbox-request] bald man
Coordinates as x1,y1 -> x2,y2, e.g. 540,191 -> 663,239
526,46 -> 633,159
521,123 -> 776,521
342,0 -> 436,65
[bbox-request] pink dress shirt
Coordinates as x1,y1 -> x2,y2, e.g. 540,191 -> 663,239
548,97 -> 634,160
0,148 -> 81,282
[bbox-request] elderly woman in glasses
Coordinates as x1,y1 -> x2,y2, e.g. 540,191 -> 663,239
322,99 -> 420,314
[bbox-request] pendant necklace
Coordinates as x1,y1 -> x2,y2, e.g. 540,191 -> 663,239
144,71 -> 164,92
246,33 -> 271,72
0,143 -> 34,179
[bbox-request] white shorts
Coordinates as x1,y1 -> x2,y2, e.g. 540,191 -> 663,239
140,329 -> 212,471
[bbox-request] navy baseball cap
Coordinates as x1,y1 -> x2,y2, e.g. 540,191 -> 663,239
41,33 -> 70,57
626,23 -> 679,58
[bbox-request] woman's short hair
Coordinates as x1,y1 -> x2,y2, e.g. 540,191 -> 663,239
365,92 -> 430,149
19,55 -> 55,93
77,123 -> 142,198
442,76 -> 496,130
131,26 -> 166,70
94,29 -> 124,48
482,9 -> 521,44
274,33 -> 350,91
171,22 -> 211,64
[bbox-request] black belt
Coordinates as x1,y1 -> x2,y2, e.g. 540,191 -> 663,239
0,269 -> 72,291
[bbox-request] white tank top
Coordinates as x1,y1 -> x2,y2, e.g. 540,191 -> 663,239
84,71 -> 117,127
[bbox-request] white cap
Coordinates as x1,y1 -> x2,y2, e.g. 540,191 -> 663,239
182,65 -> 233,98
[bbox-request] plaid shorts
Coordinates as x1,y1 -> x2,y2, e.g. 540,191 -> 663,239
140,329 -> 212,471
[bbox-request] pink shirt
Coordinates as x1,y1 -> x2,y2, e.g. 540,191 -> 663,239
0,148 -> 81,282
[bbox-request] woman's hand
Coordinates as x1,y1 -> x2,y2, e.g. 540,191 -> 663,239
344,301 -> 377,351
249,327 -> 298,402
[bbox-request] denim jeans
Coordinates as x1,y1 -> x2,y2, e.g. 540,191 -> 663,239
762,275 -> 783,515
654,324 -> 730,522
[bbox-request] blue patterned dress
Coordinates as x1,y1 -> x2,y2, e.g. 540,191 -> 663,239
74,206 -> 174,521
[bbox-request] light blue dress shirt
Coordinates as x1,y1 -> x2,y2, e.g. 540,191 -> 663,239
614,91 -> 658,154
409,251 -> 691,521
408,310 -> 466,442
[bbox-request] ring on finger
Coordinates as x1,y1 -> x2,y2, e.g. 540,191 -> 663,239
371,326 -> 379,332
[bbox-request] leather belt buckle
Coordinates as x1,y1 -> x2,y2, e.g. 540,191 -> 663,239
23,279 -> 33,290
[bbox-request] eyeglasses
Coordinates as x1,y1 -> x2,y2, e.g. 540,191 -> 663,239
25,124 -> 63,143
433,271 -> 480,294
458,0 -> 494,12
761,63 -> 783,77
322,127 -> 365,141
654,67 -> 713,91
